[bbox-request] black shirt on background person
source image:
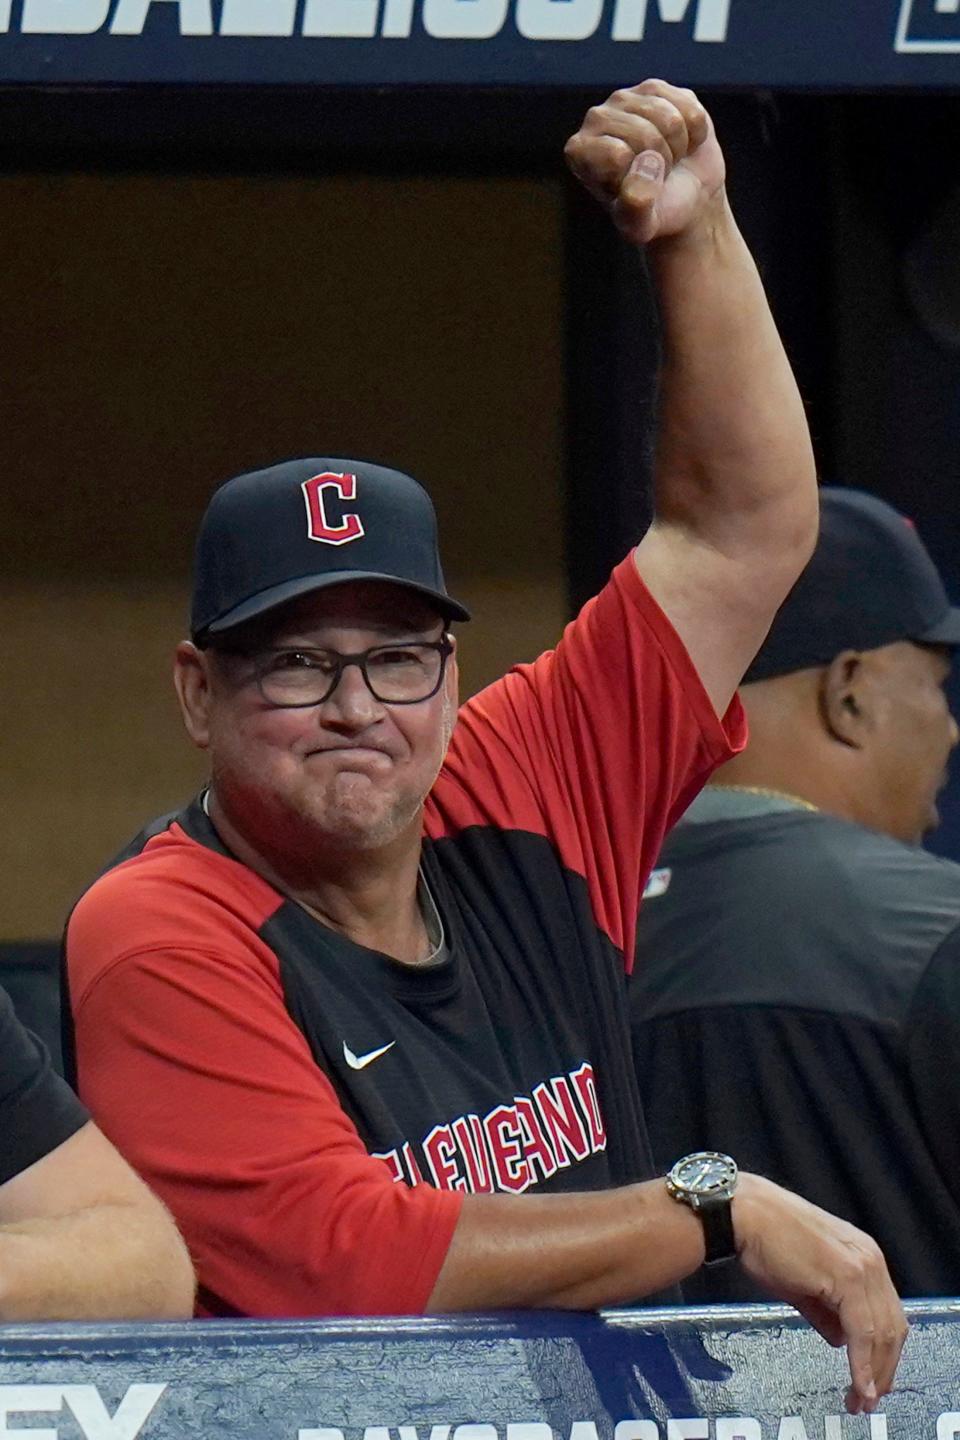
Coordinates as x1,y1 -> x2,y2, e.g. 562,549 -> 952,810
632,487 -> 960,1301
1,980 -> 88,1184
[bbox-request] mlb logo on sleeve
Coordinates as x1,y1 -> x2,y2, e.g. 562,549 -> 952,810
642,868 -> 672,901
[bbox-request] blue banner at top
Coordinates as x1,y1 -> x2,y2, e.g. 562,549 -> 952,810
0,0 -> 959,88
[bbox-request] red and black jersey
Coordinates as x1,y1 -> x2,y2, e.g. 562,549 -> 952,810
66,555 -> 744,1319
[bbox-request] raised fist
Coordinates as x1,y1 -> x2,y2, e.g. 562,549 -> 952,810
564,79 -> 727,246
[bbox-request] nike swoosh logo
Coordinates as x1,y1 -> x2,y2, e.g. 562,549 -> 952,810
343,1040 -> 396,1071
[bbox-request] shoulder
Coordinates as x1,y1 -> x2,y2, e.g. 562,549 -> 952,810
800,818 -> 960,935
661,806 -> 960,908
636,811 -> 960,1024
67,818 -> 284,1004
432,556 -> 741,829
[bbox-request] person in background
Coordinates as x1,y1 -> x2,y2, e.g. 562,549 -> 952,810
632,486 -> 960,1302
0,981 -> 194,1320
67,87 -> 905,1412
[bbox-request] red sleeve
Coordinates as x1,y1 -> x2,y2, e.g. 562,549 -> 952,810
428,553 -> 746,966
67,868 -> 462,1319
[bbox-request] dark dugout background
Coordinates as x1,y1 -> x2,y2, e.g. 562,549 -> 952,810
2,84 -> 960,941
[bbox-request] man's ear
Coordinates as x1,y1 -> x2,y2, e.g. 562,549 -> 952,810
819,650 -> 870,748
174,641 -> 214,750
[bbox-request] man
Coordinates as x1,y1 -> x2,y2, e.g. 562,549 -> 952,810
65,84 -> 905,1411
631,487 -> 960,1303
0,981 -> 194,1319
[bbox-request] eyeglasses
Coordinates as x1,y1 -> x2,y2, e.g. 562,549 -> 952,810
246,636 -> 453,708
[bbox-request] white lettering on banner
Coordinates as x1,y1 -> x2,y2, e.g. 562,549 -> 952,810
422,0 -> 508,39
110,0 -> 212,30
569,1426 -> 600,1440
611,0 -> 730,42
0,1387 -> 62,1440
220,0 -> 297,33
20,0 -> 109,32
715,1424 -> 761,1440
303,0 -> 378,38
62,1387 -> 167,1440
5,0 -> 733,37
516,0 -> 603,41
298,1419 -> 952,1440
302,1427 -> 527,1440
896,0 -> 960,52
380,0 -> 414,34
0,1386 -> 166,1440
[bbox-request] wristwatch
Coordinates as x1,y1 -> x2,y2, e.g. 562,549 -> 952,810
665,1151 -> 739,1266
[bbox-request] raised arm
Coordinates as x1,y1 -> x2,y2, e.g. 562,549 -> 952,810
433,84 -> 900,1411
0,1118 -> 195,1321
565,81 -> 819,717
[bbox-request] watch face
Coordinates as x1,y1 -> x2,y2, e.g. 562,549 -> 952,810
669,1151 -> 738,1197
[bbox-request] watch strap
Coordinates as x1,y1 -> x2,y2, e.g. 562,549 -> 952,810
697,1192 -> 737,1266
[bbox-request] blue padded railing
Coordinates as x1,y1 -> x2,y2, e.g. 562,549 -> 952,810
0,1302 -> 954,1440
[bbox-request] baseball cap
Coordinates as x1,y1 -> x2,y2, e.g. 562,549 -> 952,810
744,487 -> 960,683
190,457 -> 470,644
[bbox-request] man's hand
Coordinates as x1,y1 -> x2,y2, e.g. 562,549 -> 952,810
429,1173 -> 906,1415
564,79 -> 726,247
735,1174 -> 909,1416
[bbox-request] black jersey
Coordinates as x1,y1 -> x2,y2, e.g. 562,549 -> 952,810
632,790 -> 960,1300
1,982 -> 87,1187
67,557 -> 744,1317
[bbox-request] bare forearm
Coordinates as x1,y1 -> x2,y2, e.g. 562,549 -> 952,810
427,1178 -> 704,1311
649,197 -> 816,560
427,1171 -> 906,1418
0,1202 -> 195,1321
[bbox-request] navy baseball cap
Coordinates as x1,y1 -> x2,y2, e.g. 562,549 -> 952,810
190,457 -> 470,644
745,487 -> 960,683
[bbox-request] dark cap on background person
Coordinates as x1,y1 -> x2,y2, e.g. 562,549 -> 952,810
744,487 -> 960,683
190,457 -> 471,645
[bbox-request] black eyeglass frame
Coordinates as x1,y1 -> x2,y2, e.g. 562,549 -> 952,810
244,634 -> 454,708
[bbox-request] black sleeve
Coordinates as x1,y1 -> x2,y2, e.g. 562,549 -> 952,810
0,983 -> 88,1187
905,923 -> 960,1200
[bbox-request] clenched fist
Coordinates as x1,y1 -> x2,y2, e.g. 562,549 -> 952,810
564,79 -> 726,247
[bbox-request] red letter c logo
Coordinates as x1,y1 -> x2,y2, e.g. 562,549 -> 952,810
301,472 -> 365,546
